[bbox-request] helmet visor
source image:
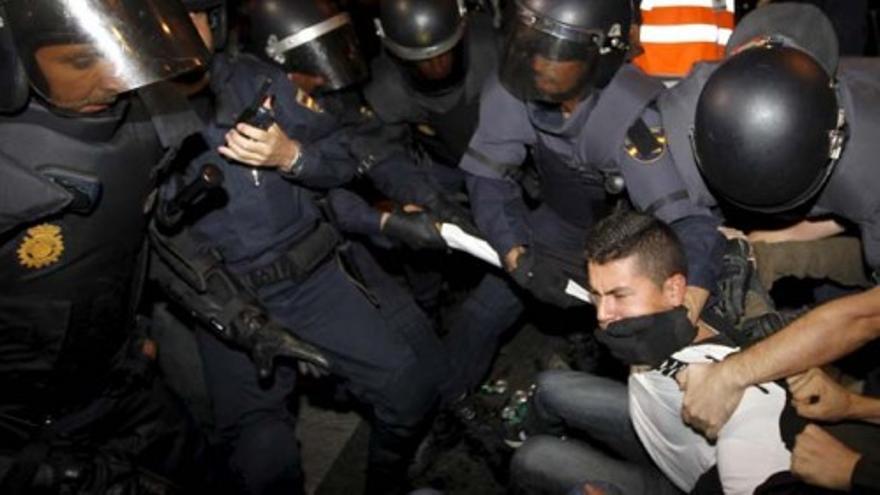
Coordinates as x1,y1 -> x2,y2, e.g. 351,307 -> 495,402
5,0 -> 208,110
499,8 -> 601,103
266,12 -> 367,92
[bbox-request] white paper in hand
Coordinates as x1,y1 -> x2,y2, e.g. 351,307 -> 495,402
565,279 -> 592,304
440,223 -> 593,305
439,223 -> 502,268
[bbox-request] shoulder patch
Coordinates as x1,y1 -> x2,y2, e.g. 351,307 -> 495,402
624,119 -> 667,164
18,223 -> 64,269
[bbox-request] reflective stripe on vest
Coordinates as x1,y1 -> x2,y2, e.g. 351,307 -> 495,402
635,2 -> 734,78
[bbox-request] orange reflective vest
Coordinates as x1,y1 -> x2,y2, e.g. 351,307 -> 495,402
634,0 -> 735,79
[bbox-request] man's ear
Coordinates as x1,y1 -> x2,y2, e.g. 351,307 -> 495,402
662,273 -> 687,306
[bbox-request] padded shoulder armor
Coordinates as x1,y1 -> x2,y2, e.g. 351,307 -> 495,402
657,62 -> 719,209
818,58 -> 880,224
581,64 -> 665,171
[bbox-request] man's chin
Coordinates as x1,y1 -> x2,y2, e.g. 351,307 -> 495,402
49,93 -> 120,114
77,103 -> 112,113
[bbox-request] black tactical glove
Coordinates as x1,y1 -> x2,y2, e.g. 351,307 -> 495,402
714,238 -> 754,324
150,231 -> 330,381
229,306 -> 330,380
423,193 -> 479,236
382,211 -> 447,250
510,248 -> 587,309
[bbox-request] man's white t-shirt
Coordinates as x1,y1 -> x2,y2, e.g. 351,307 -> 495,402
629,343 -> 792,494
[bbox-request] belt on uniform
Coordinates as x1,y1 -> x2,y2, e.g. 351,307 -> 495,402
242,222 -> 341,291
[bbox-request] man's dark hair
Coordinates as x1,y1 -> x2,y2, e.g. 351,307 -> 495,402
585,209 -> 687,285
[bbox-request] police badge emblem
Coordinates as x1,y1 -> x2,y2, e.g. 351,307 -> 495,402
624,123 -> 667,164
17,223 -> 64,269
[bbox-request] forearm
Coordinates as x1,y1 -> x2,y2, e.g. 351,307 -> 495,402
724,287 -> 880,387
465,173 -> 529,256
325,188 -> 382,236
366,154 -> 437,206
283,143 -> 357,189
749,219 -> 845,243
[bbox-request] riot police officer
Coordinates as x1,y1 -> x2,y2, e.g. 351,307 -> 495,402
653,3 -> 873,290
458,0 -> 723,359
0,0 -> 209,492
169,1 -> 450,493
367,0 -> 500,189
244,0 -> 538,408
362,0 -> 506,326
691,40 -> 879,284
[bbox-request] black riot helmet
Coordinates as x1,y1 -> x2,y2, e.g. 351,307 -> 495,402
500,0 -> 632,103
245,0 -> 368,93
693,45 -> 846,214
0,0 -> 208,114
375,0 -> 467,61
375,0 -> 469,93
181,0 -> 228,50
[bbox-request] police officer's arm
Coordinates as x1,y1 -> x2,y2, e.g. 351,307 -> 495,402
677,286 -> 880,439
747,218 -> 845,244
223,120 -> 364,190
350,119 -> 441,205
325,188 -> 384,236
325,188 -> 445,250
459,76 -> 536,262
617,108 -> 724,317
219,76 -> 361,189
366,151 -> 441,203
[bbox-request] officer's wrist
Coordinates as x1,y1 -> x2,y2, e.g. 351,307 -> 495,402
504,245 -> 526,272
279,141 -> 303,174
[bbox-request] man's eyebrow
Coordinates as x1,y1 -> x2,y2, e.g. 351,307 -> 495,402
588,286 -> 632,296
56,47 -> 100,62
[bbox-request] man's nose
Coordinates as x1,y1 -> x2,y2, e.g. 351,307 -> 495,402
595,297 -> 615,327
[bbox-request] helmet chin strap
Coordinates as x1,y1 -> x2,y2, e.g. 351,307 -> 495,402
0,7 -> 30,113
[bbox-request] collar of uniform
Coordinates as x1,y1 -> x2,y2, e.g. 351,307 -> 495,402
2,98 -> 131,143
526,92 -> 598,138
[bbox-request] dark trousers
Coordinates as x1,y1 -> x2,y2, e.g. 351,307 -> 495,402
197,255 -> 447,495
